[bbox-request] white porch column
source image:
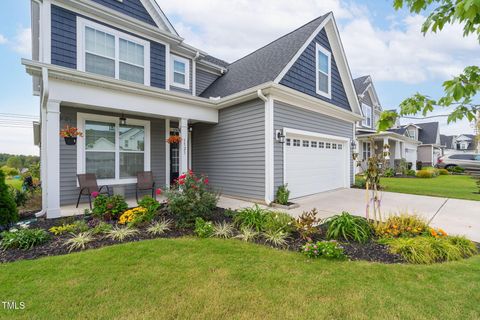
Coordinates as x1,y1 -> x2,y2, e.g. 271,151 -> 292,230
165,119 -> 170,187
179,118 -> 189,174
44,100 -> 61,218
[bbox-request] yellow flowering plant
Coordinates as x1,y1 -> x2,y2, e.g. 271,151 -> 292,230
118,207 -> 148,226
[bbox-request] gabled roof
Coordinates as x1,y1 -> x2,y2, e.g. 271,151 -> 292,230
353,75 -> 382,110
440,134 -> 453,148
201,14 -> 330,98
416,122 -> 440,145
388,127 -> 407,135
141,0 -> 179,36
353,76 -> 370,95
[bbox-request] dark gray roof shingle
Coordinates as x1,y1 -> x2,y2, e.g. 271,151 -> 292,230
353,76 -> 370,95
440,134 -> 453,148
388,127 -> 407,135
200,14 -> 329,98
416,122 -> 439,145
201,55 -> 230,68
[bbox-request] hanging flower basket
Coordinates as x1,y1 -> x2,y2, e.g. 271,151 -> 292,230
166,135 -> 182,144
60,125 -> 83,146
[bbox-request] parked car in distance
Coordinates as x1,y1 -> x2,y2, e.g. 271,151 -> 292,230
437,154 -> 480,171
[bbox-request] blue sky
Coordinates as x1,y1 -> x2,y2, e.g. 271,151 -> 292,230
0,0 -> 478,155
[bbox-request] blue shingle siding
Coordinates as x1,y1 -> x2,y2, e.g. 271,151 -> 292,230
51,5 -> 77,68
90,0 -> 157,26
50,6 -> 166,89
280,28 -> 351,111
273,101 -> 354,191
150,42 -> 166,89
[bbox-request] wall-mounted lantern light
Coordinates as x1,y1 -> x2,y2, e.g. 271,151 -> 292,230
275,130 -> 285,144
119,113 -> 127,126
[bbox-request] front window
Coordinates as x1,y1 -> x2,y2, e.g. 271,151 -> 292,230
78,114 -> 150,183
362,142 -> 371,160
78,18 -> 150,85
170,55 -> 190,89
315,43 -> 331,98
362,104 -> 372,127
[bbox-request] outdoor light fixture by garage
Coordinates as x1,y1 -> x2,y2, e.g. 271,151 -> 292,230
119,114 -> 127,126
351,141 -> 359,160
275,130 -> 285,143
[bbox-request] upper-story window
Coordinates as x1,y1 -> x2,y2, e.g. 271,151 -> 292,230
407,129 -> 417,140
315,43 -> 331,99
362,104 -> 372,127
77,18 -> 150,85
170,54 -> 190,89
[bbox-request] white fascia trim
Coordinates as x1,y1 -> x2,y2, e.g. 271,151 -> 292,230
170,54 -> 191,90
76,112 -> 151,186
41,0 -> 52,63
282,127 -> 351,189
76,17 -> 151,86
274,13 -> 331,83
139,0 -> 178,36
315,43 -> 332,99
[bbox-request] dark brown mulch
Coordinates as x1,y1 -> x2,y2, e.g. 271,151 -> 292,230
2,207 -> 404,264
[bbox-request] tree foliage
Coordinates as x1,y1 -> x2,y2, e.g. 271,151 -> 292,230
378,0 -> 480,132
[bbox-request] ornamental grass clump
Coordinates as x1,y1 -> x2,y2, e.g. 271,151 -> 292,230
64,232 -> 94,252
326,212 -> 372,243
235,227 -> 258,242
234,205 -> 268,232
263,229 -> 289,248
105,227 -> 139,242
147,219 -> 173,236
212,221 -> 235,239
167,171 -> 218,225
375,213 -> 428,238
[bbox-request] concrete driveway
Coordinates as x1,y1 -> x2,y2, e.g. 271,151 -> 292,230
219,189 -> 480,242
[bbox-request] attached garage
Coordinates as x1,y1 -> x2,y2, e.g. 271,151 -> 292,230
284,130 -> 350,199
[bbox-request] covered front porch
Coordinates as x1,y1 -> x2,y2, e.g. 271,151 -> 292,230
356,132 -> 420,173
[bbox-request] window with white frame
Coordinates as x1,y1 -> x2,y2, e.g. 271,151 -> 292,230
362,104 -> 372,127
407,129 -> 417,140
362,142 -> 371,160
78,113 -> 150,183
170,54 -> 190,89
77,18 -> 150,85
315,43 -> 331,98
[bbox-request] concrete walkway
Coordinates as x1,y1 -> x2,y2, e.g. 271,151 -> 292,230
219,189 -> 480,242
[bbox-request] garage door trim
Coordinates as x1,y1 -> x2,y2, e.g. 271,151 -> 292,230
283,128 -> 351,196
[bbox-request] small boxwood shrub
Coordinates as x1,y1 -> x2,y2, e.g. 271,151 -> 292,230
416,170 -> 434,178
194,217 -> 214,238
447,166 -> 465,174
325,212 -> 372,243
275,184 -> 290,205
383,168 -> 395,177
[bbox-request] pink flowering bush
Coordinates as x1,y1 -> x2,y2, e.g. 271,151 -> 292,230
302,240 -> 345,259
166,171 -> 218,225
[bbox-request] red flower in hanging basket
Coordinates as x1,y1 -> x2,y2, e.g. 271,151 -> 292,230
166,135 -> 182,144
60,125 -> 83,138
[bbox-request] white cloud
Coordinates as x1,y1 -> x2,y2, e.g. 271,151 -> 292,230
0,127 -> 39,156
0,34 -> 7,44
157,0 -> 478,85
12,27 -> 31,57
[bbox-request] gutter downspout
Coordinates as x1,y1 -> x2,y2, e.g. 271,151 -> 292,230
192,51 -> 200,96
36,67 -> 49,218
258,89 -> 274,205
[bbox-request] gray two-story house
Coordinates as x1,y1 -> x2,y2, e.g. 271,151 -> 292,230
24,0 -> 363,218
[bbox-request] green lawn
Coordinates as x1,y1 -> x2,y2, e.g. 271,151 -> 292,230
1,238 -> 479,319
379,175 -> 480,201
5,178 -> 22,190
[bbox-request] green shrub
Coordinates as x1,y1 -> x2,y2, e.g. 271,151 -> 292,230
167,171 -> 218,225
138,196 -> 161,216
49,223 -> 78,235
0,228 -> 50,250
302,241 -> 345,259
375,214 -> 428,238
9,187 -> 28,207
416,161 -> 423,170
416,170 -> 434,178
92,194 -> 128,221
353,178 -> 366,189
383,236 -> 478,264
275,184 -> 290,205
91,221 -> 113,235
295,209 -> 321,241
447,166 -> 465,174
64,232 -> 94,252
263,211 -> 295,234
383,168 -> 395,177
325,212 -> 372,243
234,205 -> 268,232
0,170 -> 19,228
406,169 -> 416,176
194,217 -> 214,238
1,166 -> 19,177
438,169 -> 449,175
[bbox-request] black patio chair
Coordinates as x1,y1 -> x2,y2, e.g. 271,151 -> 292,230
76,173 -> 110,209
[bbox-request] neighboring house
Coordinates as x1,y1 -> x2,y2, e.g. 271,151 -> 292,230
24,0 -> 363,218
389,122 -> 442,166
441,134 -> 478,154
353,76 -> 420,171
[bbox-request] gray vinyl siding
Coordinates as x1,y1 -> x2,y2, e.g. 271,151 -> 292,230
59,106 -> 166,205
280,28 -> 351,111
170,55 -> 193,95
361,91 -> 373,106
90,0 -> 156,26
192,99 -> 265,200
196,68 -> 219,96
273,101 -> 354,191
50,5 -> 166,89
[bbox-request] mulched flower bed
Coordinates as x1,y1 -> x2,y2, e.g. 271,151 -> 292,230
0,206 -> 407,264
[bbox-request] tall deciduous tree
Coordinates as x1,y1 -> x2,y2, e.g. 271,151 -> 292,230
378,0 -> 480,134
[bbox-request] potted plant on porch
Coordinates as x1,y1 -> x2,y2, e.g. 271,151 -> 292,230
166,135 -> 182,144
60,125 -> 83,145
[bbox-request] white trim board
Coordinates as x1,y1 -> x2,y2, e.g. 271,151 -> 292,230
315,43 -> 332,99
76,112 -> 151,186
170,54 -> 191,90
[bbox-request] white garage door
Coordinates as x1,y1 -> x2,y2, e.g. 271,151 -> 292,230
285,133 -> 349,199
